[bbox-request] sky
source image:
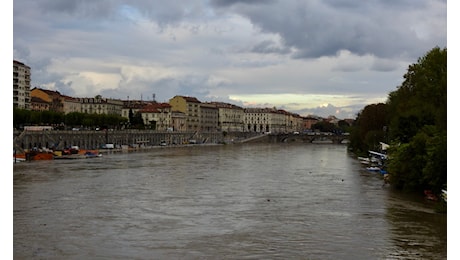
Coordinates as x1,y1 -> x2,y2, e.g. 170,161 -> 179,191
12,0 -> 446,120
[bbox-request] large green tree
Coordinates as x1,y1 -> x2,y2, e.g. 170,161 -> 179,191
386,47 -> 447,193
387,46 -> 447,142
348,103 -> 388,156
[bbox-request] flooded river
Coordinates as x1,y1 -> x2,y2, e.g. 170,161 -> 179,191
14,143 -> 447,259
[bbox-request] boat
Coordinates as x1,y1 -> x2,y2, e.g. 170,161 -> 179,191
54,147 -> 102,159
368,150 -> 388,160
14,148 -> 54,161
53,152 -> 102,159
53,153 -> 87,159
13,157 -> 27,163
366,166 -> 381,172
83,151 -> 103,158
358,157 -> 371,165
441,189 -> 447,202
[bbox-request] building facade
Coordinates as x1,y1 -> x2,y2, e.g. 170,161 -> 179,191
171,111 -> 187,132
78,95 -> 123,115
209,102 -> 245,132
139,102 -> 172,131
169,95 -> 202,132
13,60 -> 31,109
30,87 -> 64,113
303,116 -> 320,129
30,96 -> 50,112
62,95 -> 82,114
200,103 -> 219,132
244,108 -> 273,133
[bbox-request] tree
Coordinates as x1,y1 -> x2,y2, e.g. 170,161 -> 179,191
386,47 -> 447,194
311,121 -> 336,133
65,112 -> 84,127
387,126 -> 446,192
387,46 -> 447,142
129,111 -> 144,129
13,108 -> 31,128
348,103 -> 388,155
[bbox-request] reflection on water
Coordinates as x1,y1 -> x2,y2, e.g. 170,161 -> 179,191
14,143 -> 447,259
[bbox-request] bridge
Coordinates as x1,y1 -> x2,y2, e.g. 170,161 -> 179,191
267,132 -> 350,144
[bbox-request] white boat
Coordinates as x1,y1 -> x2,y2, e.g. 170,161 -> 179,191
366,166 -> 381,172
13,157 -> 26,163
441,189 -> 447,202
368,150 -> 387,160
358,157 -> 370,165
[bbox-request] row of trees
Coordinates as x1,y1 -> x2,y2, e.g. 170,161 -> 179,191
348,47 -> 447,195
13,109 -> 128,130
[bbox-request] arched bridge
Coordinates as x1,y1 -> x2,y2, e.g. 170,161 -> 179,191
268,132 -> 350,144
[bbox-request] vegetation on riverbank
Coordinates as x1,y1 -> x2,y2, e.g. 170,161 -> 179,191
13,109 -> 128,130
348,47 -> 447,199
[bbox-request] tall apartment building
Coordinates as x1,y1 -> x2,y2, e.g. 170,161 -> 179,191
13,60 -> 31,109
244,107 -> 273,133
169,95 -> 202,131
208,102 -> 245,132
200,103 -> 219,132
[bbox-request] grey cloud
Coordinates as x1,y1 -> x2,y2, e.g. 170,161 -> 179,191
211,0 -> 276,7
251,40 -> 291,55
35,0 -> 119,20
12,44 -> 30,63
55,81 -> 76,97
296,103 -> 363,119
371,59 -> 399,72
216,0 -> 446,60
15,0 -> 207,28
15,0 -> 446,61
100,74 -> 215,104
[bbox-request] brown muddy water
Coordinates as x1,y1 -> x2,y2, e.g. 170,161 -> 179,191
14,143 -> 447,259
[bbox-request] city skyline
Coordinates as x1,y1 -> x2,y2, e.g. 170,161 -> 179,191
12,0 -> 446,119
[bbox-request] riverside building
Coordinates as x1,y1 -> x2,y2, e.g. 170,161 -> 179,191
13,60 -> 31,109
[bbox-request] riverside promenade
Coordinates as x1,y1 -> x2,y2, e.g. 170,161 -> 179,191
13,129 -> 261,153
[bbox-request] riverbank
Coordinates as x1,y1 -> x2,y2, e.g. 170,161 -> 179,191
13,129 -> 261,154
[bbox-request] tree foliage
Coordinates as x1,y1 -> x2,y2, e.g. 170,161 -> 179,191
348,47 -> 447,194
129,111 -> 145,129
14,109 -> 128,130
386,47 -> 447,193
311,121 -> 336,133
348,103 -> 388,156
387,46 -> 447,142
387,126 -> 446,192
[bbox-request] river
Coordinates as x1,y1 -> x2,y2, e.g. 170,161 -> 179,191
13,143 -> 447,259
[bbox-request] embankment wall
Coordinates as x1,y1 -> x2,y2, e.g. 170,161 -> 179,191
13,130 -> 260,152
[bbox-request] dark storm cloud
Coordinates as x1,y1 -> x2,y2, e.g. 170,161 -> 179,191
16,0 -> 446,62
38,0 -> 117,18
250,40 -> 291,55
211,0 -> 276,7
212,0 -> 446,60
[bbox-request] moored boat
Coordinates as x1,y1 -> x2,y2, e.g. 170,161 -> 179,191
441,189 -> 447,202
53,146 -> 102,159
358,157 -> 371,165
14,148 -> 54,161
366,166 -> 381,172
